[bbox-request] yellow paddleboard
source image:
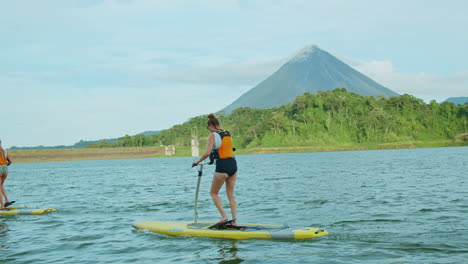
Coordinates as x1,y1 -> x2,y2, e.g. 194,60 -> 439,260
0,208 -> 56,215
133,221 -> 328,240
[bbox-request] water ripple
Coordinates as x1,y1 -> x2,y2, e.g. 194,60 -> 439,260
2,147 -> 467,263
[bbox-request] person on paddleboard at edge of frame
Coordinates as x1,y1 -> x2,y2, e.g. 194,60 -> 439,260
192,114 -> 238,226
0,140 -> 14,210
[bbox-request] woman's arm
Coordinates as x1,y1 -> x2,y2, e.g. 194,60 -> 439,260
6,154 -> 12,166
192,133 -> 214,166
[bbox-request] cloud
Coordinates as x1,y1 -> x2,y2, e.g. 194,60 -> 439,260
340,57 -> 468,102
155,57 -> 286,86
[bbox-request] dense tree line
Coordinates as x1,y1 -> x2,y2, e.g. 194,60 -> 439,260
85,89 -> 468,149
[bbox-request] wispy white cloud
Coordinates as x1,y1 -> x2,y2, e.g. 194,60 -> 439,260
155,57 -> 286,86
343,58 -> 468,102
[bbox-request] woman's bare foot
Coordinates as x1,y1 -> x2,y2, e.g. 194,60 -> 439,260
216,217 -> 229,224
231,218 -> 237,226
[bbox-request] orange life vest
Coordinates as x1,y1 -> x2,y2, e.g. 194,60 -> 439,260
212,131 -> 234,160
0,150 -> 8,166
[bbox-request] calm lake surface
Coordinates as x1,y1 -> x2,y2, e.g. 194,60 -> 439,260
1,147 -> 467,264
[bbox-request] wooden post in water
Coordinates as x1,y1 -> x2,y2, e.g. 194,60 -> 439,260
191,135 -> 199,157
165,145 -> 176,156
191,127 -> 200,157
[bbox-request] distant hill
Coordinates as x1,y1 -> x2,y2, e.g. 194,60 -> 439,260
9,145 -> 70,150
444,97 -> 468,105
221,45 -> 399,113
10,138 -> 118,150
136,130 -> 161,136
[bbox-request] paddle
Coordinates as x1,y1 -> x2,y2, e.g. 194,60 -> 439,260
192,162 -> 211,223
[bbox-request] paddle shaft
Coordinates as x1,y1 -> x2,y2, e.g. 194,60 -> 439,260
194,164 -> 204,223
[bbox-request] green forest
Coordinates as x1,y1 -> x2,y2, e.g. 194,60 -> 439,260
85,89 -> 468,150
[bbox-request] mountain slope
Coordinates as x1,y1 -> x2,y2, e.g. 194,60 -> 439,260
221,45 -> 399,113
445,97 -> 468,105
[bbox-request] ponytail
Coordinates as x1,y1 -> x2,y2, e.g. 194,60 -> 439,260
207,113 -> 220,129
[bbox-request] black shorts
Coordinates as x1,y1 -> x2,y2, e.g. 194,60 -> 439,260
215,157 -> 237,177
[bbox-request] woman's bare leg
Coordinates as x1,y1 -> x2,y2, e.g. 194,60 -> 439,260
1,172 -> 9,203
225,173 -> 237,222
210,172 -> 229,222
0,173 -> 7,209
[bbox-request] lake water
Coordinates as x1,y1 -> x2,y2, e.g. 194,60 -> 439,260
1,147 -> 467,263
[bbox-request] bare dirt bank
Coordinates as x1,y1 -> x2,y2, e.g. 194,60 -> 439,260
9,147 -> 166,163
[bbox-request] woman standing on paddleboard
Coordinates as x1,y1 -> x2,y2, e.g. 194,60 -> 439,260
0,140 -> 14,210
192,114 -> 238,225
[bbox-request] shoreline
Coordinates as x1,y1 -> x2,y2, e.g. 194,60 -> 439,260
8,140 -> 467,163
236,140 -> 467,155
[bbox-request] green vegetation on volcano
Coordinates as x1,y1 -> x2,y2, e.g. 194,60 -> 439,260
86,89 -> 468,151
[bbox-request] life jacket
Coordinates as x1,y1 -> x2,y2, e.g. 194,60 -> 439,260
0,150 -> 8,166
210,130 -> 235,161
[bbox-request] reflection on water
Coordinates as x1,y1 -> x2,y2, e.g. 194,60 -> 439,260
0,222 -> 10,250
216,243 -> 243,264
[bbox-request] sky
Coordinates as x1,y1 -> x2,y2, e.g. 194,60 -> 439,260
1,0 -> 467,148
